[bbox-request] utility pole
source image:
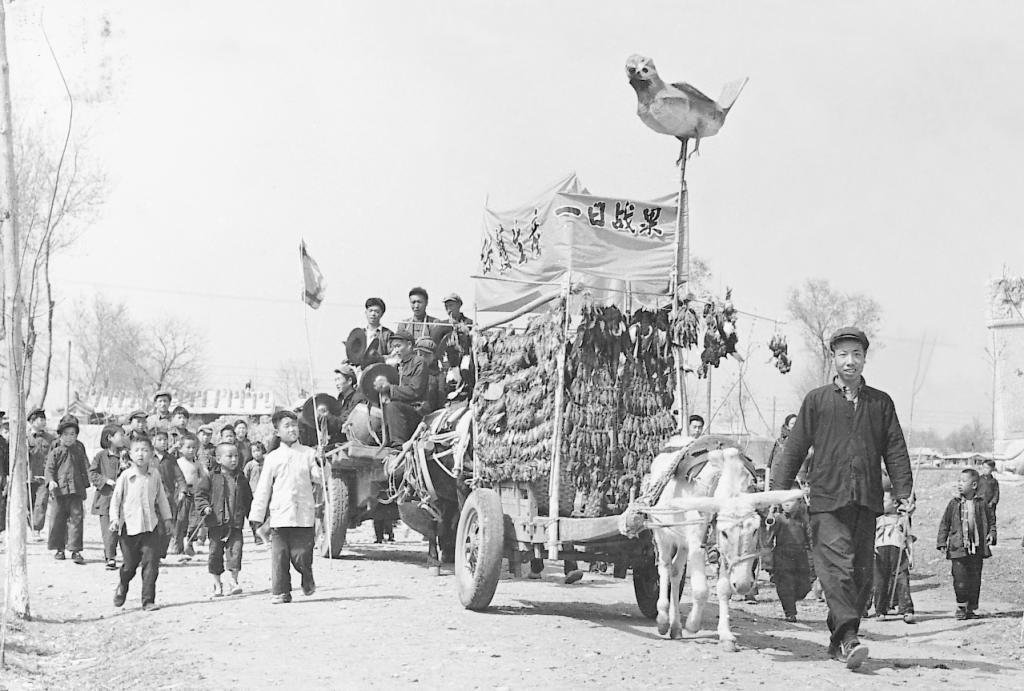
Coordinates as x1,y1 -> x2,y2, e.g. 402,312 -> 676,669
0,0 -> 32,633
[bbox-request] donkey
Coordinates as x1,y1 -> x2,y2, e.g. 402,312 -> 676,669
649,443 -> 802,649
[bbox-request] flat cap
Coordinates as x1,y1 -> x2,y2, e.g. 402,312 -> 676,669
198,424 -> 214,433
153,390 -> 172,402
27,407 -> 46,421
414,337 -> 436,352
128,409 -> 148,421
829,326 -> 869,351
333,363 -> 356,377
442,293 -> 463,304
390,330 -> 414,343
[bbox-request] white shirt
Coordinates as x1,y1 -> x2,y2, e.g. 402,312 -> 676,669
109,464 -> 173,536
247,442 -> 323,528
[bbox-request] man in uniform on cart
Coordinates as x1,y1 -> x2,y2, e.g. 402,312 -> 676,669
373,331 -> 429,447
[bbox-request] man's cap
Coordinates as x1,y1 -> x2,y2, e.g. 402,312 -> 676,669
27,407 -> 46,421
365,297 -> 386,312
171,405 -> 190,416
271,409 -> 298,426
390,330 -> 414,343
442,293 -> 463,305
128,409 -> 148,421
198,424 -> 214,433
56,414 -> 80,434
334,363 -> 356,376
983,459 -> 996,468
829,326 -> 870,351
153,390 -> 172,402
414,337 -> 436,352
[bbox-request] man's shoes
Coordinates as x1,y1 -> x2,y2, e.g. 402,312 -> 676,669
71,551 -> 85,565
105,559 -> 117,570
784,614 -> 797,623
302,583 -> 316,596
964,609 -> 978,620
142,602 -> 160,612
902,613 -> 917,624
271,593 -> 292,604
113,585 -> 127,608
527,571 -> 542,580
833,637 -> 869,669
563,570 -> 584,585
955,608 -> 967,620
54,550 -> 65,560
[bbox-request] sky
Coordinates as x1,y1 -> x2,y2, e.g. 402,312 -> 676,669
5,0 -> 1023,435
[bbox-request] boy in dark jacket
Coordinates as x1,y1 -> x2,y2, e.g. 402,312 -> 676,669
89,424 -> 128,569
976,460 -> 999,545
44,415 -> 90,564
153,430 -> 184,559
937,467 -> 993,620
770,492 -> 814,622
196,442 -> 253,596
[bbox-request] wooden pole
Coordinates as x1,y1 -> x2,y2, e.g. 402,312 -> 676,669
673,141 -> 690,431
65,339 -> 71,409
547,277 -> 570,560
0,0 -> 32,638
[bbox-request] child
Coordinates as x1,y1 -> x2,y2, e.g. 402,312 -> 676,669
88,424 -> 127,569
173,434 -> 204,559
27,408 -> 55,538
169,405 -> 190,451
196,443 -> 253,596
197,425 -> 216,473
109,435 -> 174,610
248,410 -> 322,604
977,460 -> 999,545
153,430 -> 183,559
937,467 -> 994,620
873,488 -> 915,623
243,441 -> 266,544
234,419 -> 254,467
44,415 -> 90,564
770,492 -> 813,622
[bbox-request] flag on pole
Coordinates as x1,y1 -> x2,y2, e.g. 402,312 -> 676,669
300,240 -> 326,309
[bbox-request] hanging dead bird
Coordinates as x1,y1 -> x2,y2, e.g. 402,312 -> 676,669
625,54 -> 748,164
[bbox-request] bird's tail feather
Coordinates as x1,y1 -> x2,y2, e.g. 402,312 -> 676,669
717,77 -> 749,112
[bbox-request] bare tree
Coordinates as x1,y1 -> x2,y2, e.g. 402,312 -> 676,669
786,278 -> 882,389
136,316 -> 205,392
275,359 -> 311,405
68,294 -> 205,398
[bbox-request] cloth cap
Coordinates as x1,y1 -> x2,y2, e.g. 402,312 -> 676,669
198,424 -> 214,433
27,407 -> 46,421
153,390 -> 172,402
415,337 -> 436,352
390,330 -> 414,343
334,363 -> 356,377
829,326 -> 870,351
57,414 -> 80,434
128,409 -> 148,421
442,293 -> 462,305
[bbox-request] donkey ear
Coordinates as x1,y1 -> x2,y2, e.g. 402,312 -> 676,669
745,489 -> 804,510
661,496 -> 722,514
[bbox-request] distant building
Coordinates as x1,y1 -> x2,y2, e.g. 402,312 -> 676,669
66,389 -> 279,425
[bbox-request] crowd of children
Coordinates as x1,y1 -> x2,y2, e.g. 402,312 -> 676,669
2,395 -> 1010,619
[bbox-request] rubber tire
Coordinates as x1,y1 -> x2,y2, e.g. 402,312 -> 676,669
633,559 -> 660,620
455,488 -> 505,611
322,475 -> 349,558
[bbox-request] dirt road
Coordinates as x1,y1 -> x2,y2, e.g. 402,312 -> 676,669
3,480 -> 1024,689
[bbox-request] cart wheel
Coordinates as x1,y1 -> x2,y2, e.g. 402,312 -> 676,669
322,475 -> 349,558
455,488 -> 504,611
633,559 -> 660,620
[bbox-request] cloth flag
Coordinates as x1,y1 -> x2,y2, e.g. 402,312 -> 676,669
474,174 -> 681,313
300,240 -> 325,309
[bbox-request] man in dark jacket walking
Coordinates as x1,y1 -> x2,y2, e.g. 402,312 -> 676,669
771,327 -> 913,670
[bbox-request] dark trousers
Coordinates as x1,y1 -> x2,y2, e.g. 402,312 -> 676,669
873,545 -> 913,614
373,519 -> 394,541
119,529 -> 160,605
951,553 -> 984,611
270,527 -> 315,595
48,494 -> 84,552
29,481 -> 49,531
209,525 -> 244,575
529,558 -> 580,575
98,514 -> 119,560
809,505 -> 875,647
0,483 -> 7,533
173,495 -> 197,553
774,549 -> 812,616
989,505 -> 997,545
383,401 -> 423,446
